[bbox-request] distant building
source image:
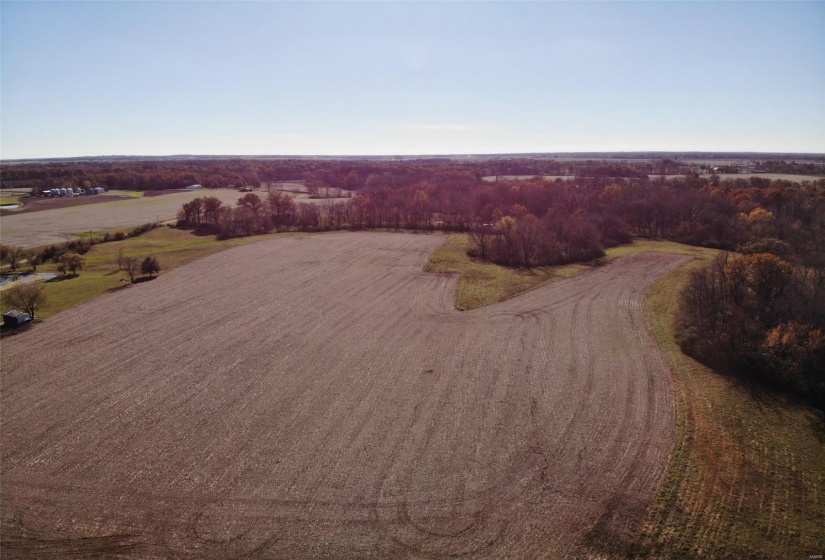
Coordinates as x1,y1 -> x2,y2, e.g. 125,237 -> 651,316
185,184 -> 203,190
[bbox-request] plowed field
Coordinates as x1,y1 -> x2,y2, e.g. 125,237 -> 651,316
0,188 -> 315,248
1,232 -> 688,558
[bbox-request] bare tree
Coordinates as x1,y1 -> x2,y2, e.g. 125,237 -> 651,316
123,257 -> 139,283
2,246 -> 25,272
469,225 -> 496,260
116,248 -> 125,271
2,283 -> 48,318
29,253 -> 42,272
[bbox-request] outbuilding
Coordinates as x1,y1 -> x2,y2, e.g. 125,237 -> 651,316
184,184 -> 203,190
3,310 -> 33,328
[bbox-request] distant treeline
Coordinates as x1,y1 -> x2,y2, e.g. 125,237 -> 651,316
174,174 -> 825,269
754,160 -> 825,176
0,158 -> 710,193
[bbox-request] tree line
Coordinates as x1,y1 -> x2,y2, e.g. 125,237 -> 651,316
1,157 -> 708,194
175,175 -> 824,269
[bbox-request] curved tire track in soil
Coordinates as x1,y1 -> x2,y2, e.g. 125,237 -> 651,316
1,232 -> 689,558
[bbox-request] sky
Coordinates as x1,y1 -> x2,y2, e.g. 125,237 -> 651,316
1,1 -> 824,159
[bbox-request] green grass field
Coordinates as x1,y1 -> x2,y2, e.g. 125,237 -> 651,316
0,194 -> 22,205
109,190 -> 145,198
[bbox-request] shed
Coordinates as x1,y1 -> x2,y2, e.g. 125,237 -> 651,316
3,310 -> 32,327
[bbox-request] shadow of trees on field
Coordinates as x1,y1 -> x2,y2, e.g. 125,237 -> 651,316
46,273 -> 78,282
0,320 -> 36,339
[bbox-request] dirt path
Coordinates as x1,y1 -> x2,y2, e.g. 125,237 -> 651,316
0,233 -> 688,558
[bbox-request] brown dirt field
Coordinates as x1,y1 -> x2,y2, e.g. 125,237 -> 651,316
1,189 -> 247,248
0,195 -> 128,216
0,232 -> 688,558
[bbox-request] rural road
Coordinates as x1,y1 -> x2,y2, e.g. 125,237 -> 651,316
1,232 -> 688,558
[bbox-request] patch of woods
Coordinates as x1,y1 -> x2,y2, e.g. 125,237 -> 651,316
175,173 -> 824,269
677,252 -> 825,410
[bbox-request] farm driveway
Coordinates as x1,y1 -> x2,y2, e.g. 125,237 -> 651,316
1,232 -> 687,558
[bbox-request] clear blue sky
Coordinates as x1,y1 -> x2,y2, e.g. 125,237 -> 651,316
1,1 -> 823,158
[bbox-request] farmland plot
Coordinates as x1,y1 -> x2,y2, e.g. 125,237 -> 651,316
1,232 -> 687,558
0,188 -> 316,248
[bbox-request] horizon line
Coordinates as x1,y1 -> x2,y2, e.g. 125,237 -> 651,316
3,149 -> 825,163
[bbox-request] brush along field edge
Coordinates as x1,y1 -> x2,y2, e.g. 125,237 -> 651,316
2,232 -> 686,558
638,254 -> 825,559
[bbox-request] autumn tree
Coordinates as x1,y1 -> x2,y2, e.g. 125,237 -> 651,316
237,193 -> 268,235
202,197 -> 224,227
2,283 -> 48,318
268,191 -> 295,228
58,252 -> 86,275
140,256 -> 160,277
725,253 -> 793,317
180,198 -> 204,225
469,224 -> 496,260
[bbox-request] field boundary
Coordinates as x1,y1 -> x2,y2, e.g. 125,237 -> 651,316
632,252 -> 825,559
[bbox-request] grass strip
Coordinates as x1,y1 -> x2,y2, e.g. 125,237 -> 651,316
637,252 -> 825,559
